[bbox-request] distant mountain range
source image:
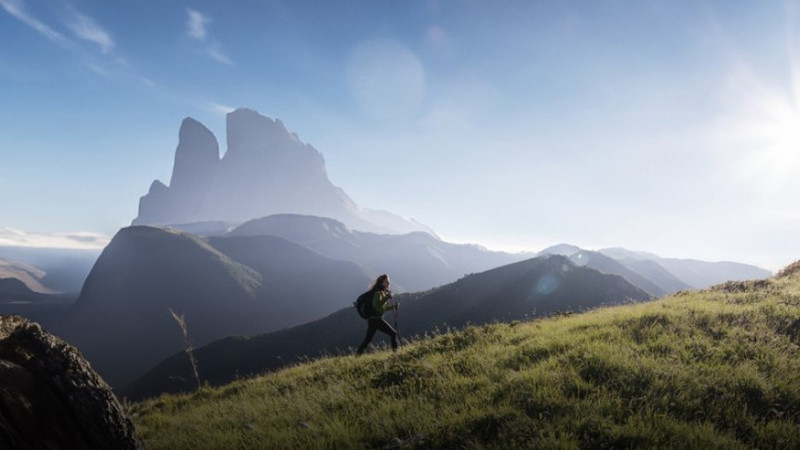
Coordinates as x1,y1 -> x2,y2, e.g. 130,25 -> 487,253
0,248 -> 98,293
123,254 -> 653,400
229,214 -> 530,292
538,244 -> 770,292
4,214 -> 773,391
0,258 -> 78,318
0,258 -> 51,294
36,214 -> 530,389
133,108 -> 431,235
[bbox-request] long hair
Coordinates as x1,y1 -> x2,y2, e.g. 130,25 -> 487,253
368,274 -> 389,293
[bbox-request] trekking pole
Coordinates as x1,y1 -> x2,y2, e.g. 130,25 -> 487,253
394,302 -> 400,347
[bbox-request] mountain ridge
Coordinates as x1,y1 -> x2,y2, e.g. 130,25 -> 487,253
49,225 -> 373,389
228,214 -> 530,292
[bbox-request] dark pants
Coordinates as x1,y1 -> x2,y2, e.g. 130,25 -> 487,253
357,317 -> 397,354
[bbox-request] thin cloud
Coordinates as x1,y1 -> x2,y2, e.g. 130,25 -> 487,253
67,11 -> 115,54
2,0 -> 123,77
0,227 -> 110,250
3,1 -> 158,92
207,102 -> 236,115
185,8 -> 233,65
203,41 -> 234,65
0,0 -> 71,47
85,61 -> 112,76
186,8 -> 209,40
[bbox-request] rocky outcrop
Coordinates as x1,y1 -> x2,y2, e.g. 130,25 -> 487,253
134,107 -> 429,235
0,315 -> 142,449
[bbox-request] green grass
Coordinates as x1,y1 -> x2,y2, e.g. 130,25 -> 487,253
130,275 -> 800,449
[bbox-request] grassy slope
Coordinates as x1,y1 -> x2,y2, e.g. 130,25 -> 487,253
130,270 -> 800,449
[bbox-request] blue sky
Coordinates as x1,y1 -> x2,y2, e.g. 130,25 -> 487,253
1,0 -> 799,271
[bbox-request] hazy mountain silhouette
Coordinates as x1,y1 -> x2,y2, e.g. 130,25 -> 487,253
649,259 -> 770,289
124,254 -> 652,399
0,249 -> 98,293
596,247 -> 661,261
536,243 -> 768,292
50,226 -> 373,389
0,259 -> 50,293
0,278 -> 47,303
537,243 -> 583,256
133,108 -> 431,235
568,250 -> 668,297
228,214 -> 532,292
611,257 -> 691,294
0,259 -> 78,319
597,247 -> 771,289
0,279 -> 75,321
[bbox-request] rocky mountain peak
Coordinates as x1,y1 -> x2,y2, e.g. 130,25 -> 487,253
133,107 -> 430,235
170,118 -> 219,191
224,108 -> 294,162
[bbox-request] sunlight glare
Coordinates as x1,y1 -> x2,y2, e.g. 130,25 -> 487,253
726,60 -> 800,192
755,102 -> 800,179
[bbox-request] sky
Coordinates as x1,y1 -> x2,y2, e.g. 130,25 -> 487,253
1,0 -> 799,272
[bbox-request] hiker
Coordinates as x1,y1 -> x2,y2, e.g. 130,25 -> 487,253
356,274 -> 399,354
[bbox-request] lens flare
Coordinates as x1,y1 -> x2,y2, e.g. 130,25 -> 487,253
535,273 -> 561,295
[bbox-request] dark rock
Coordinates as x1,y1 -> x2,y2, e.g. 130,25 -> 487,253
0,315 -> 142,449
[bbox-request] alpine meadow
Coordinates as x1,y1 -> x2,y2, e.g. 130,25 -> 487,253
129,263 -> 800,449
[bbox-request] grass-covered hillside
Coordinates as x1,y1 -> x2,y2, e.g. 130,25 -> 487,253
124,255 -> 651,400
130,263 -> 800,449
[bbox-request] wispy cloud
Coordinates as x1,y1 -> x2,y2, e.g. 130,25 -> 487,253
185,8 -> 233,65
1,1 -> 158,91
203,41 -> 234,65
1,0 -> 123,70
85,60 -> 112,76
0,0 -> 71,47
0,227 -> 110,250
207,102 -> 236,115
67,10 -> 114,54
186,8 -> 209,40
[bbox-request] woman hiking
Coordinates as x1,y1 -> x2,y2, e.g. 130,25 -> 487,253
356,274 -> 399,355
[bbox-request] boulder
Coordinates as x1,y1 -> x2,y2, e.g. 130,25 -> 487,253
0,315 -> 142,449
